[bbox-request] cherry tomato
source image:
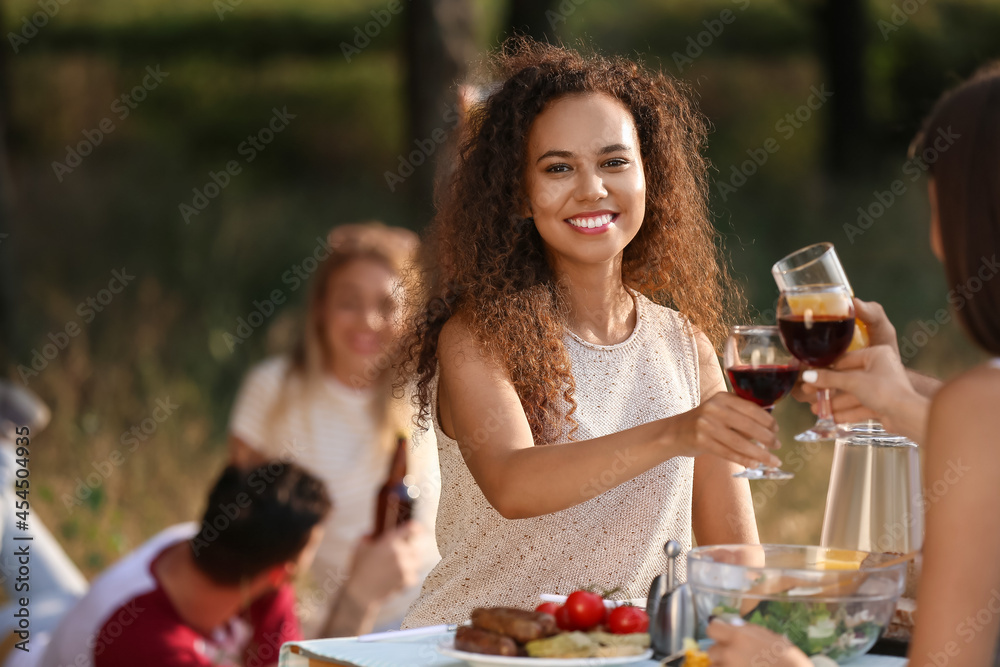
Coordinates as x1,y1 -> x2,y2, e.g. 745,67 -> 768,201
565,590 -> 606,630
535,602 -> 559,616
607,606 -> 649,634
554,604 -> 578,631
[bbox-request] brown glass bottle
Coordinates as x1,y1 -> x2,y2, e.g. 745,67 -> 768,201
373,433 -> 414,537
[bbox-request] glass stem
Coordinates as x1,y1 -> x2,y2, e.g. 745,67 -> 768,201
816,387 -> 834,422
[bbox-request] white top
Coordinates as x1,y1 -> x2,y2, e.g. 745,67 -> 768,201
229,357 -> 440,633
39,524 -> 199,667
403,292 -> 700,627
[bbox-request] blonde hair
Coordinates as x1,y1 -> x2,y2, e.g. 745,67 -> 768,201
266,222 -> 419,453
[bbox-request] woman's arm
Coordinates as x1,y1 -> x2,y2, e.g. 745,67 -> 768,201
907,365 -> 1000,666
691,332 -> 759,546
437,319 -> 781,520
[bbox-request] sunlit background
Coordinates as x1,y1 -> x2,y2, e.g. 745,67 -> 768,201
2,0 -> 998,575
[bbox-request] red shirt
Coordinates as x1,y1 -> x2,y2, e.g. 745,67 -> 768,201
41,524 -> 301,667
95,583 -> 299,667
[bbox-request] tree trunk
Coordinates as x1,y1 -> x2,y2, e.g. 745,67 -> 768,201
403,0 -> 475,226
506,0 -> 560,43
817,0 -> 868,176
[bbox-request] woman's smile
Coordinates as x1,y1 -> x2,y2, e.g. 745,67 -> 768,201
564,210 -> 619,234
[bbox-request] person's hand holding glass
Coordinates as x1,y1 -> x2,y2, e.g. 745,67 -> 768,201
724,326 -> 800,480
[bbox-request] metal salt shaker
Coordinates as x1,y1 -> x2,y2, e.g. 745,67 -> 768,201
647,540 -> 695,658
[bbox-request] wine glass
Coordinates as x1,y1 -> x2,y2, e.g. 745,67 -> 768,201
777,285 -> 856,441
724,326 -> 800,480
772,242 -> 869,351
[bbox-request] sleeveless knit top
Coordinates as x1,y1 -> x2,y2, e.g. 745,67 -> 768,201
403,292 -> 701,627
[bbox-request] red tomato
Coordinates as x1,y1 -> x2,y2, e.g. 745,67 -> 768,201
554,604 -> 577,631
565,590 -> 606,630
535,602 -> 559,616
607,606 -> 649,634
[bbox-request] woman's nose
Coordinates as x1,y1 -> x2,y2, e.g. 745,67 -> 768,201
574,168 -> 607,202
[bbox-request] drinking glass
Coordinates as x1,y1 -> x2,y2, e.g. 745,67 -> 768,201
724,326 -> 800,480
772,242 -> 868,351
777,285 -> 856,441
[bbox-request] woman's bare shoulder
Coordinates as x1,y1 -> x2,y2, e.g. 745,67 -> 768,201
928,361 -> 1000,438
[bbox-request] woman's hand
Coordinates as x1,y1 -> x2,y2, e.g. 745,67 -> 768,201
801,345 -> 930,442
667,392 -> 783,470
324,522 -> 424,637
345,522 -> 423,605
706,620 -> 812,667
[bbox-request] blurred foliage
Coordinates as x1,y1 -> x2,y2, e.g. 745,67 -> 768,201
2,0 -> 998,573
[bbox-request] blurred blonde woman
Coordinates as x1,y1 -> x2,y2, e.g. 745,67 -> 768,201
228,222 -> 440,636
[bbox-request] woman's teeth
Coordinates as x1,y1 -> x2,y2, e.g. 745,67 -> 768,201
567,213 -> 615,228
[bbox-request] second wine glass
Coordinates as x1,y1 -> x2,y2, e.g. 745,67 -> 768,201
777,284 -> 856,441
724,326 -> 800,480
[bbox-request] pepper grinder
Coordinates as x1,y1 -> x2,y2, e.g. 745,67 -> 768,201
650,540 -> 695,658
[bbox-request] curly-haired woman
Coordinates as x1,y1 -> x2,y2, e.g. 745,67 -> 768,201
401,39 -> 782,627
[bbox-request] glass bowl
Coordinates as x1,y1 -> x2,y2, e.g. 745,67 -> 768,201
687,544 -> 905,662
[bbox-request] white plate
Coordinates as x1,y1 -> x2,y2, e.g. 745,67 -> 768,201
436,643 -> 654,667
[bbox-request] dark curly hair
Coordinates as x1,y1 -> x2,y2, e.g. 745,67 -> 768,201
401,38 -> 740,444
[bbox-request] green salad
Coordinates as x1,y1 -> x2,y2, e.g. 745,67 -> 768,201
713,601 -> 883,661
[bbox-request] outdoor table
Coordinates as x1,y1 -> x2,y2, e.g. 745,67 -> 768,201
277,628 -> 909,667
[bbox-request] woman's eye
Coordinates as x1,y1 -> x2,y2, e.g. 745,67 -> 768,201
545,163 -> 571,173
603,158 -> 629,168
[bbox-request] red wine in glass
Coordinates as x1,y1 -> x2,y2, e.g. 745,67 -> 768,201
776,285 -> 856,441
777,315 -> 855,368
726,365 -> 800,409
724,326 -> 799,480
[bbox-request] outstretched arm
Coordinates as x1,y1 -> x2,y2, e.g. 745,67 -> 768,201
437,319 -> 781,520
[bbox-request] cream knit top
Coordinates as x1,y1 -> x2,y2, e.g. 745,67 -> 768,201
403,292 -> 700,627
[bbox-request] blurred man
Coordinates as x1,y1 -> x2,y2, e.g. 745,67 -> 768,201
40,462 -> 330,667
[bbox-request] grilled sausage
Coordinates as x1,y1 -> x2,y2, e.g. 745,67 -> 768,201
470,607 -> 559,643
455,625 -> 520,656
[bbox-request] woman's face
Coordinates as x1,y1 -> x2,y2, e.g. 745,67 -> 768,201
523,92 -> 646,270
323,258 -> 399,386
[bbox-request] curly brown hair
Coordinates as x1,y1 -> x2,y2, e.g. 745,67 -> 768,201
402,38 -> 740,444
